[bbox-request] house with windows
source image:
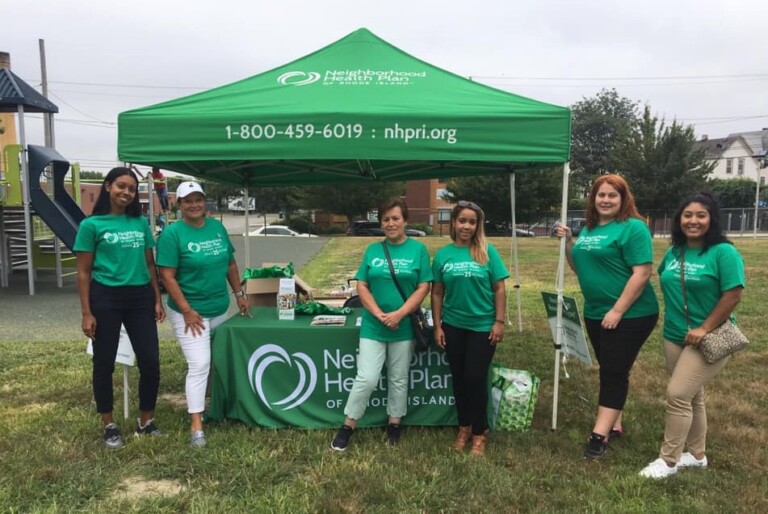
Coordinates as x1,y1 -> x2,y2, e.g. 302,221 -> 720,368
694,128 -> 768,186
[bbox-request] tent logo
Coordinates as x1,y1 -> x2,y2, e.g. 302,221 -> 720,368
277,71 -> 321,86
247,344 -> 317,411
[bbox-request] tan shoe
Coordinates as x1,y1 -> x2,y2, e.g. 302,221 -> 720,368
453,426 -> 472,451
470,431 -> 489,456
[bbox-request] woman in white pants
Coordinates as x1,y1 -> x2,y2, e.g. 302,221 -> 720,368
157,182 -> 249,447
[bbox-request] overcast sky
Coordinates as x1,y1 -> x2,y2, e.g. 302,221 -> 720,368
3,0 -> 767,173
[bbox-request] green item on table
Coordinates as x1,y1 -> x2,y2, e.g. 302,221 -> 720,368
489,364 -> 539,431
294,301 -> 352,316
242,263 -> 294,279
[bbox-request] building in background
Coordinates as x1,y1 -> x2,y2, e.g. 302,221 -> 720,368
694,129 -> 768,186
405,179 -> 454,236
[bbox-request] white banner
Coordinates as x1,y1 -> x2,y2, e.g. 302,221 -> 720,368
541,292 -> 592,366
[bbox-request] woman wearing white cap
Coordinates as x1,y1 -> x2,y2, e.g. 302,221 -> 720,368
156,181 -> 250,447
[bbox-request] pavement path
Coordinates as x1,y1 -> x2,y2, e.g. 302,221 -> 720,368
0,214 -> 329,342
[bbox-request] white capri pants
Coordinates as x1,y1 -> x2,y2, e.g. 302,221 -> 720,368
168,308 -> 229,414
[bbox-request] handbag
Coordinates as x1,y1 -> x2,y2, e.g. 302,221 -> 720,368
381,241 -> 433,351
678,249 -> 748,363
489,364 -> 539,431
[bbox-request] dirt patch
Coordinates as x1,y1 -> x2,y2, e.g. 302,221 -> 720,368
111,476 -> 185,501
159,392 -> 188,409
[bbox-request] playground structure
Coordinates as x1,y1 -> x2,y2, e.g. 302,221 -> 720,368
0,65 -> 88,294
0,144 -> 84,293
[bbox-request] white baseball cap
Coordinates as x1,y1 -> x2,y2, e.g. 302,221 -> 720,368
176,181 -> 206,199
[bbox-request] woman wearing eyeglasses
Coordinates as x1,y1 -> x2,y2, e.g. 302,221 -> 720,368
431,201 -> 509,456
557,174 -> 658,460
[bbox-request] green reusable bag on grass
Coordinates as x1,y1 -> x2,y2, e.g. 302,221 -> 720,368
489,364 -> 539,431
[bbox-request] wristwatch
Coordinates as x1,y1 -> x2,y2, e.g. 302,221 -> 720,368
233,290 -> 246,298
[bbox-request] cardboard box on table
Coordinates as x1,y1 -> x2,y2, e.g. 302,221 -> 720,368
242,262 -> 313,307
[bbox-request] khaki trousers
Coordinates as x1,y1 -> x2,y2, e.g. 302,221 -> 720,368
660,340 -> 729,464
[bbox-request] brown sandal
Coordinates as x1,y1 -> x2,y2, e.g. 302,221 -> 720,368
453,426 -> 472,451
470,431 -> 489,456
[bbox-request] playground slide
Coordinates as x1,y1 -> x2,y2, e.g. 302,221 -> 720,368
27,145 -> 86,250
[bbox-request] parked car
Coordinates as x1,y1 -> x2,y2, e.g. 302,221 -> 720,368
350,220 -> 426,237
551,218 -> 586,238
484,221 -> 535,237
244,225 -> 317,237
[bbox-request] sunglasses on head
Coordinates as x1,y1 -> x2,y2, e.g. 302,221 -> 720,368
457,200 -> 481,210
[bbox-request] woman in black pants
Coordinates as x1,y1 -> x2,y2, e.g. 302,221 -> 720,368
74,167 -> 166,449
557,174 -> 658,459
431,201 -> 509,456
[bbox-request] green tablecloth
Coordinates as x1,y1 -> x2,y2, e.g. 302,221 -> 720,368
208,307 -> 457,428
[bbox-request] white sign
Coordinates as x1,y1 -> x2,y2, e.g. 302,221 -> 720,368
85,325 -> 136,366
541,292 -> 592,366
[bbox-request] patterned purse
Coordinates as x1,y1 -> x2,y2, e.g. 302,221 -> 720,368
679,249 -> 748,363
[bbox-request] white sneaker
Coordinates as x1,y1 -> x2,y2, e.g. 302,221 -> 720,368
678,452 -> 707,468
639,458 -> 678,479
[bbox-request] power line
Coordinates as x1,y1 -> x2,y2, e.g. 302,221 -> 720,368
471,73 -> 768,81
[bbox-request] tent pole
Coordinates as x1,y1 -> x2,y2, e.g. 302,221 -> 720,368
508,172 -> 522,332
243,188 -> 250,269
552,162 -> 570,430
18,105 -> 35,295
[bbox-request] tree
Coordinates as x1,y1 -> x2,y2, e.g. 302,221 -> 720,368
708,178 -> 760,208
570,89 -> 638,195
444,168 -> 564,224
613,106 -> 713,213
201,180 -> 241,211
78,170 -> 105,180
300,182 -> 405,225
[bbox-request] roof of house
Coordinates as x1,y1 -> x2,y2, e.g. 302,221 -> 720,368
695,129 -> 768,159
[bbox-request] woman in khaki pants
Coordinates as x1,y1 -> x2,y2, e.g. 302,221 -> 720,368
639,193 -> 745,479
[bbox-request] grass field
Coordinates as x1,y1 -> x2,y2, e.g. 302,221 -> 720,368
1,237 -> 766,513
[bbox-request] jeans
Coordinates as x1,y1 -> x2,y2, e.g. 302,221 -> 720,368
343,338 -> 413,421
584,314 -> 658,410
90,281 -> 160,413
168,308 -> 228,414
442,323 -> 496,435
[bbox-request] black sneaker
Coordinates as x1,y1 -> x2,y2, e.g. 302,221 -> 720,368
331,425 -> 354,451
134,418 -> 165,438
386,423 -> 402,446
585,433 -> 608,460
103,423 -> 124,450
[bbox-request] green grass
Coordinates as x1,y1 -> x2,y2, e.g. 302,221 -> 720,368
1,237 -> 766,513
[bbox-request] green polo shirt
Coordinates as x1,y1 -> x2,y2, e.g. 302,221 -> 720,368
571,217 -> 658,320
432,243 -> 509,332
355,238 -> 433,342
658,243 -> 745,345
73,214 -> 154,287
156,218 -> 235,318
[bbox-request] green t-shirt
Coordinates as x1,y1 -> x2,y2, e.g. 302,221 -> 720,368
571,217 -> 659,320
658,243 -> 745,345
156,218 -> 235,318
355,238 -> 433,342
432,243 -> 509,332
73,214 -> 154,287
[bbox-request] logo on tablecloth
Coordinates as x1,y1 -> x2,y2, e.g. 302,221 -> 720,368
247,344 -> 317,410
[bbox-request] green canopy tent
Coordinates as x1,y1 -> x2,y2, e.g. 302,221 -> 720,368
118,28 -> 574,429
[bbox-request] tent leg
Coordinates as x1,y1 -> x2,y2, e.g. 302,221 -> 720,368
243,189 -> 250,269
508,172 -> 522,332
552,162 -> 571,431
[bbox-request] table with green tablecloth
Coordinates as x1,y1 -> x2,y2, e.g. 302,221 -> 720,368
207,307 -> 457,429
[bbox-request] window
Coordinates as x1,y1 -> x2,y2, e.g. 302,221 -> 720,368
437,209 -> 452,223
725,159 -> 733,174
738,158 -> 745,175
761,177 -> 765,187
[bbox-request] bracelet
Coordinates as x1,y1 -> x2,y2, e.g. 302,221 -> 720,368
494,319 -> 504,324
233,290 -> 246,298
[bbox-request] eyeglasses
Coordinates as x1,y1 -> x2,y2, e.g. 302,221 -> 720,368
457,200 -> 481,210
